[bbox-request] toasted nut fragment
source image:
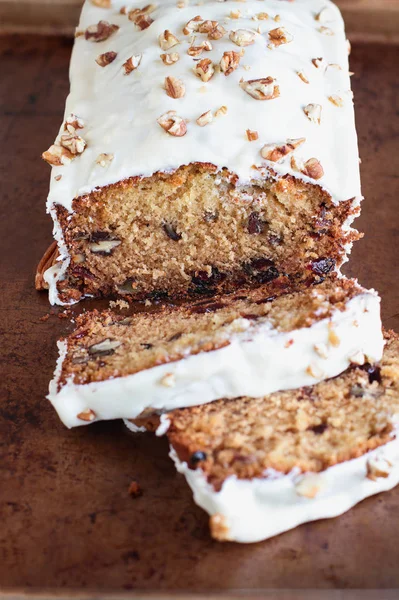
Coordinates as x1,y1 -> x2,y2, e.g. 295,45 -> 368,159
312,57 -> 326,69
367,455 -> 392,481
123,54 -> 142,74
42,144 -> 73,166
220,51 -> 241,76
64,114 -> 85,133
304,103 -> 322,124
194,58 -> 215,82
295,473 -> 325,498
246,129 -> 258,142
136,14 -> 154,30
297,70 -> 309,84
256,12 -> 269,20
85,21 -> 119,42
160,52 -> 180,65
328,322 -> 340,347
261,137 -> 305,162
160,373 -> 176,387
159,29 -> 180,50
157,110 -> 187,137
306,364 -> 324,379
328,94 -> 344,107
187,40 -> 212,56
60,133 -> 87,155
303,157 -> 324,180
128,3 -> 156,28
88,338 -> 122,355
274,14 -> 281,22
215,105 -> 228,118
91,0 -> 111,6
230,9 -> 241,19
318,26 -> 334,36
240,77 -> 279,101
210,514 -> 231,541
89,239 -> 121,254
119,6 -> 127,14
268,26 -> 293,47
77,409 -> 96,422
165,76 -> 186,98
182,15 -> 202,35
229,29 -> 256,47
96,51 -> 117,67
96,153 -> 114,167
54,174 -> 62,181
198,20 -> 226,40
196,110 -> 213,127
314,343 -> 329,359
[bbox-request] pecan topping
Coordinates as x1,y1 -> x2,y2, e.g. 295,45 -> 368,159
194,58 -> 215,82
157,111 -> 187,137
88,338 -> 121,357
196,110 -> 213,127
312,57 -> 326,69
35,241 -> 59,290
229,29 -> 256,47
85,21 -> 119,42
123,54 -> 142,74
304,103 -> 322,124
246,129 -> 258,142
128,4 -> 156,29
198,20 -> 225,39
60,133 -> 86,155
159,30 -> 180,50
91,0 -> 111,6
182,15 -> 202,35
187,40 -> 212,57
215,105 -> 228,117
367,455 -> 392,481
160,52 -> 180,65
96,153 -> 114,167
240,77 -> 279,101
302,158 -> 324,180
318,26 -> 334,36
220,51 -> 241,76
328,94 -> 344,107
268,27 -> 293,47
165,76 -> 186,98
42,144 -> 73,166
95,51 -> 117,67
297,70 -> 309,84
77,409 -> 96,422
64,114 -> 84,133
261,138 -> 305,162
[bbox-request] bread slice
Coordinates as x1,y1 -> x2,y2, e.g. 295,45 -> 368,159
48,277 -> 383,428
156,331 -> 399,543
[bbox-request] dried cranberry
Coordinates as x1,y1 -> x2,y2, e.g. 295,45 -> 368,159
168,333 -> 182,342
310,257 -> 335,276
163,222 -> 182,241
192,267 -> 225,287
363,363 -> 382,385
247,212 -> 267,235
309,423 -> 328,435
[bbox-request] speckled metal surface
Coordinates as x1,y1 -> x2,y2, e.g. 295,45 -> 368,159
0,35 -> 398,593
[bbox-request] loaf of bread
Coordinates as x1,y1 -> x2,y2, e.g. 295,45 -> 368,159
42,0 -> 361,305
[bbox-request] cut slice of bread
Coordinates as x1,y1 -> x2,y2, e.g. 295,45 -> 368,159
48,277 -> 383,428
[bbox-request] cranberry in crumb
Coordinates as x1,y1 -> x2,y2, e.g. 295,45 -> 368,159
310,257 -> 335,276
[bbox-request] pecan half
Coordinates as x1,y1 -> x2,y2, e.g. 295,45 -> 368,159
35,241 -> 59,290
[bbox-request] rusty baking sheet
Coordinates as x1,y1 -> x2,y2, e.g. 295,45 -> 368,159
0,33 -> 399,596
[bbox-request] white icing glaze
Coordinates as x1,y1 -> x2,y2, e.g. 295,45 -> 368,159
48,288 -> 383,428
169,431 -> 399,543
46,0 -> 360,212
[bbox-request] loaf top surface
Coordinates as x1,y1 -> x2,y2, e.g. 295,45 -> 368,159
45,0 -> 361,212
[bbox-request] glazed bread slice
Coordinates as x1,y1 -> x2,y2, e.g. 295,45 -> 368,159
42,0 -> 361,305
160,331 -> 399,543
48,277 -> 383,428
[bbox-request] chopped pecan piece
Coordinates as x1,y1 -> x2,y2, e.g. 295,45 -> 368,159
229,29 -> 256,47
240,77 -> 279,100
91,0 -> 111,6
123,54 -> 142,74
261,138 -> 305,162
182,15 -> 202,35
165,76 -> 186,98
268,27 -> 293,47
157,111 -> 187,137
42,144 -> 73,166
304,103 -> 322,125
187,40 -> 212,57
159,30 -> 180,50
60,133 -> 86,155
220,51 -> 241,76
95,51 -> 117,67
246,129 -> 258,142
302,158 -> 324,180
196,110 -> 213,127
198,20 -> 225,39
160,52 -> 180,65
85,21 -> 119,42
194,58 -> 215,82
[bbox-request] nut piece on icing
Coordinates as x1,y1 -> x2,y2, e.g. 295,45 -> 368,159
123,54 -> 143,74
303,158 -> 324,180
209,513 -> 231,541
315,7 -> 335,22
84,21 -> 119,42
240,77 -> 279,101
198,20 -> 226,40
328,95 -> 344,107
297,70 -> 309,84
159,30 -> 180,50
160,373 -> 176,387
182,15 -> 202,35
220,51 -> 241,76
60,133 -> 87,155
261,137 -> 305,162
91,0 -> 111,7
295,473 -> 325,498
268,27 -> 293,48
96,51 -> 117,67
165,76 -> 186,99
77,409 -> 96,422
160,52 -> 180,65
304,103 -> 322,125
215,105 -> 228,118
246,129 -> 258,142
229,29 -> 256,47
128,4 -> 156,29
367,455 -> 392,481
157,110 -> 187,137
96,153 -> 114,167
318,26 -> 334,36
64,114 -> 84,133
188,40 -> 212,57
194,58 -> 215,82
196,110 -> 213,127
42,145 -> 73,166
312,57 -> 326,69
